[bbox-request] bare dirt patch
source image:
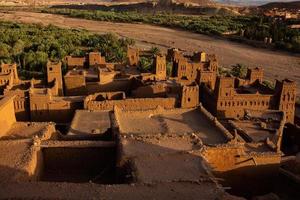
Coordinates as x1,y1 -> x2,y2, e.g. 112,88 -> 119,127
1,11 -> 299,93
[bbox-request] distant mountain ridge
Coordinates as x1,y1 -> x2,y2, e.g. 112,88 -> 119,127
259,0 -> 300,9
215,0 -> 298,6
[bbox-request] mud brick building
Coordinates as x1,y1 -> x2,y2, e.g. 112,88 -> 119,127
202,68 -> 296,123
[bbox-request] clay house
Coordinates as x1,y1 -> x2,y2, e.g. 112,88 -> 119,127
167,48 -> 218,89
0,46 -> 299,199
1,61 -> 83,123
65,52 -> 106,70
64,66 -> 136,96
201,67 -> 296,124
0,63 -> 20,92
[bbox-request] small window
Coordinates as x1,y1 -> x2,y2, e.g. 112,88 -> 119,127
49,67 -> 53,71
187,98 -> 191,102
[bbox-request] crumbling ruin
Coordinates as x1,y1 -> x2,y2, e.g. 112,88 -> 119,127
0,46 -> 299,199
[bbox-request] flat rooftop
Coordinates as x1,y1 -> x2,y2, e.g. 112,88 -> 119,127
116,108 -> 227,145
232,120 -> 278,142
68,110 -> 111,136
0,139 -> 33,182
2,122 -> 51,140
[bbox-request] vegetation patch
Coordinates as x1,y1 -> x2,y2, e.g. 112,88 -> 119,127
42,8 -> 300,53
0,21 -> 134,78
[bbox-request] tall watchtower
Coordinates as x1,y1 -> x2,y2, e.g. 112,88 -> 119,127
275,79 -> 296,123
154,55 -> 167,81
47,61 -> 64,96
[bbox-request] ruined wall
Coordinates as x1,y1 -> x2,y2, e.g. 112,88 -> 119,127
199,103 -> 233,140
85,97 -> 177,111
202,145 -> 281,172
0,95 -> 16,136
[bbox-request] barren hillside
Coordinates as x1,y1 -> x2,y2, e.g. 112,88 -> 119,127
259,1 -> 300,9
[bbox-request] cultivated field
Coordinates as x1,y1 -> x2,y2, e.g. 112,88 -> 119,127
1,11 -> 300,93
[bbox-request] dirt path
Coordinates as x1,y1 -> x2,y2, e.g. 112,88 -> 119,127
1,11 -> 300,93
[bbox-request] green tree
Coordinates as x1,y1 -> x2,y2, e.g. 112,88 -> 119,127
149,46 -> 161,57
139,57 -> 153,72
230,64 -> 247,78
12,39 -> 25,65
166,61 -> 173,76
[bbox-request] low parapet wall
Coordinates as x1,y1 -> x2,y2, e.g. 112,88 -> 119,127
199,103 -> 233,141
202,144 -> 281,172
85,97 -> 177,111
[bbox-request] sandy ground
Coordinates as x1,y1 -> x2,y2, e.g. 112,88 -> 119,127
0,181 -> 229,200
0,11 -> 299,93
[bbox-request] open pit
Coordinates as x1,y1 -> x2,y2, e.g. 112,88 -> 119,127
41,146 -> 117,183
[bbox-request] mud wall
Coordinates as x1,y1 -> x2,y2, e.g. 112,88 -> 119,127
199,104 -> 233,140
0,95 -> 16,136
86,79 -> 132,94
202,145 -> 281,172
85,97 -> 177,111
